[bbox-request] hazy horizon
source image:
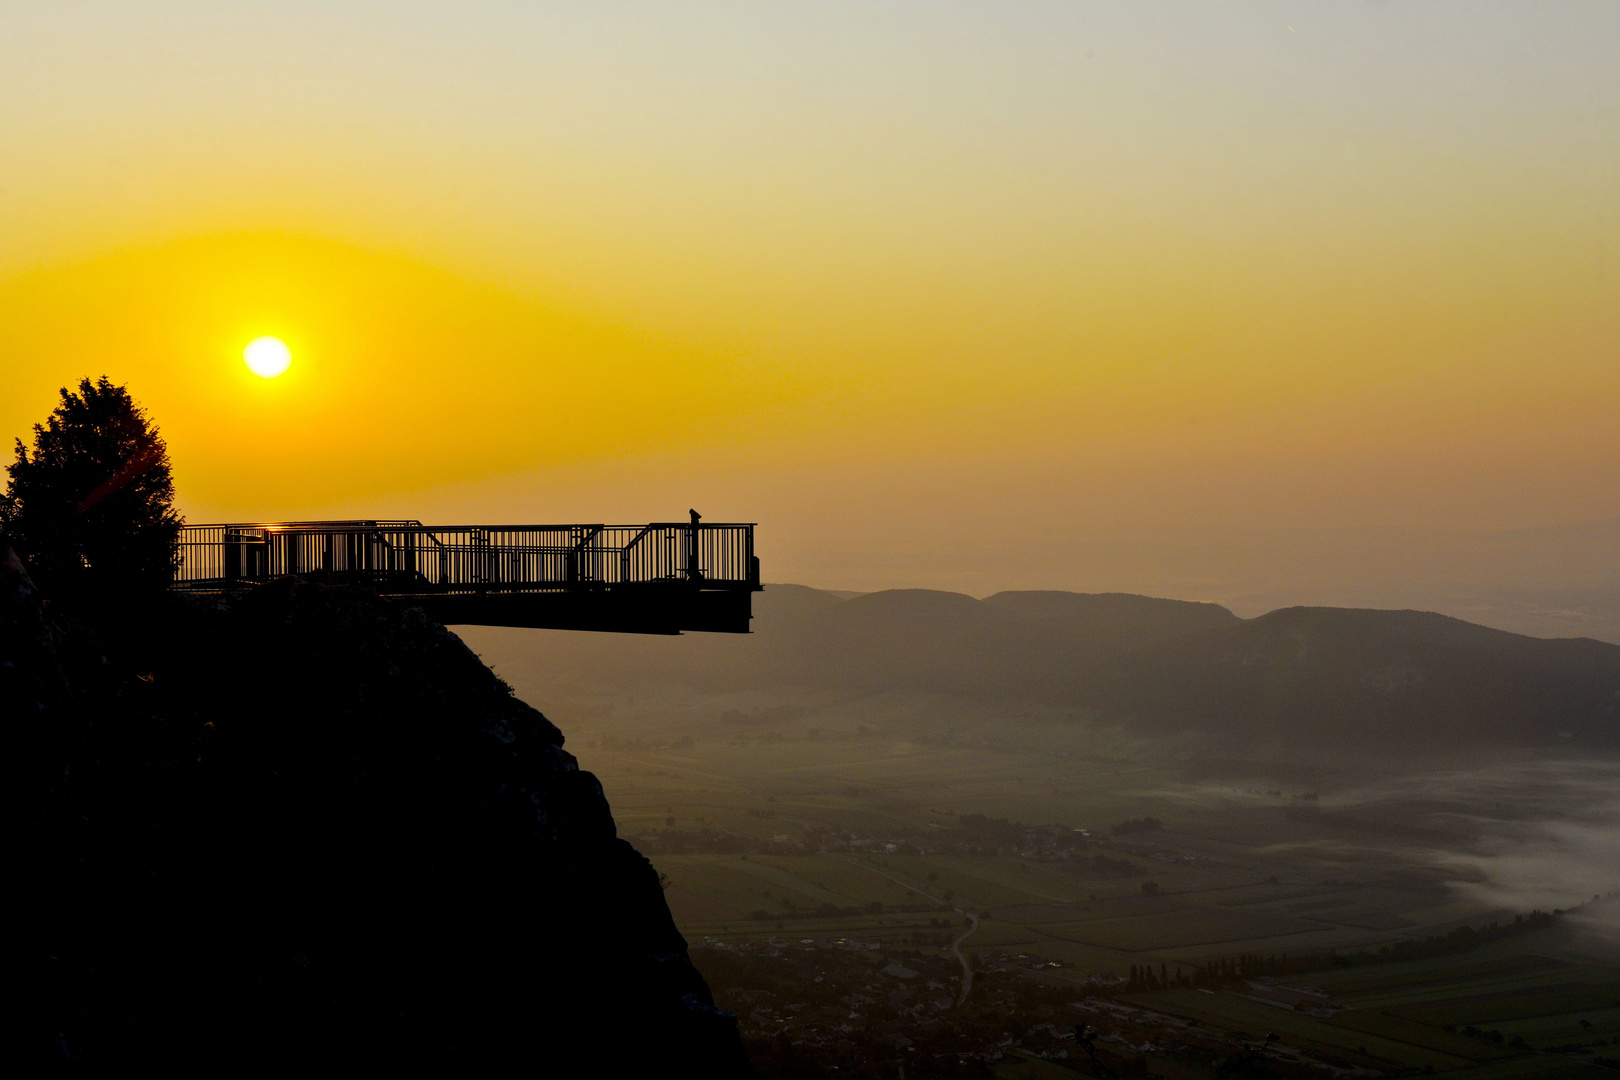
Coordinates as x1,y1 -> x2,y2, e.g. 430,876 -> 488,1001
4,3 -> 1616,599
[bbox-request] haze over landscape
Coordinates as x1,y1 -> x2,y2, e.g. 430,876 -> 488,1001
4,3 -> 1618,628
6,3 -> 1619,1075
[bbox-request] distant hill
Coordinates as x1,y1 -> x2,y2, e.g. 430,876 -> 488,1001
456,585 -> 1620,751
1087,606 -> 1620,749
956,591 -> 1240,700
762,587 -> 1238,698
470,585 -> 1237,696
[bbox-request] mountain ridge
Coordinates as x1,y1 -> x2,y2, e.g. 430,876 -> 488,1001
458,585 -> 1620,751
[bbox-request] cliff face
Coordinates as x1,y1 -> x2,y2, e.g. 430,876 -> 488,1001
10,562 -> 748,1071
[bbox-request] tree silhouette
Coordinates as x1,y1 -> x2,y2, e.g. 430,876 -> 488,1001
1,377 -> 181,595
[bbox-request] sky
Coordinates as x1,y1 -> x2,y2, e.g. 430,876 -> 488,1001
2,2 -> 1616,604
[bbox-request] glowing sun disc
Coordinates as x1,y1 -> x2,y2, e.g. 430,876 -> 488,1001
243,336 -> 291,378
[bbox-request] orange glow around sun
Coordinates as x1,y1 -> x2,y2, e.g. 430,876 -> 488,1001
0,5 -> 1614,572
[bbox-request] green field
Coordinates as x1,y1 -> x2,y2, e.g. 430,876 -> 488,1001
1086,938 -> 1620,1077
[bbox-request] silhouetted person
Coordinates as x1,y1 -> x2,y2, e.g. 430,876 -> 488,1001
687,508 -> 703,583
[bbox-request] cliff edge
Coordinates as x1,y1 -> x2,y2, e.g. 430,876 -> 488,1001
9,556 -> 748,1071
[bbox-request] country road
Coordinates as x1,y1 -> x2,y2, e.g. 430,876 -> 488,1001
951,911 -> 979,1006
826,856 -> 980,1007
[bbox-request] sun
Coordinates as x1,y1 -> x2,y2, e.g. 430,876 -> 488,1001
243,336 -> 292,378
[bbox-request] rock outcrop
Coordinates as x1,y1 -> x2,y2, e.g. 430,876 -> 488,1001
10,562 -> 748,1072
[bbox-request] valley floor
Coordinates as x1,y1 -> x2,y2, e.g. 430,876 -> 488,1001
553,691 -> 1620,1076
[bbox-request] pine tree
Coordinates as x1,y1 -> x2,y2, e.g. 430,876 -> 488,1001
1,377 -> 181,596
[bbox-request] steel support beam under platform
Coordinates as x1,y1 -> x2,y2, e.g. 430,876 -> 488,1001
406,587 -> 753,635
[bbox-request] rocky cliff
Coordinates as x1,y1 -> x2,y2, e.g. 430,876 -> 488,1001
9,554 -> 748,1071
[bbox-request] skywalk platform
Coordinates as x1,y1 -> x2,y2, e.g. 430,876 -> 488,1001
171,515 -> 760,634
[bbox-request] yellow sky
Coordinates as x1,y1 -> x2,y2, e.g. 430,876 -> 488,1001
2,3 -> 1616,597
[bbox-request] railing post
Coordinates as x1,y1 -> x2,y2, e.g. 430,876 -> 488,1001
749,522 -> 760,590
567,526 -> 604,590
473,529 -> 490,587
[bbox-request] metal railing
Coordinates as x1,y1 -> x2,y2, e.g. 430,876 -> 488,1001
173,519 -> 759,594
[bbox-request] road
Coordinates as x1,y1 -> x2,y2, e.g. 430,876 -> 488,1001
951,910 -> 980,1006
827,855 -> 980,1007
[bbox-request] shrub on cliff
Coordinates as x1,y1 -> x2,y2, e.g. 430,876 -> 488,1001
0,377 -> 181,596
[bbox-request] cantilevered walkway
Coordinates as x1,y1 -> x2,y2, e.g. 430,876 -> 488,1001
171,513 -> 759,634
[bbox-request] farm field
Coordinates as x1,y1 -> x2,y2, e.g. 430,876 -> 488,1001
1107,938 -> 1620,1076
458,636 -> 1620,1075
551,706 -> 1606,977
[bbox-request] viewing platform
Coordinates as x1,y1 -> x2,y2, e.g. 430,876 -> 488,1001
171,514 -> 760,634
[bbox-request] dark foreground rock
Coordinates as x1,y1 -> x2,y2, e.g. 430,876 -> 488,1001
9,559 -> 748,1072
